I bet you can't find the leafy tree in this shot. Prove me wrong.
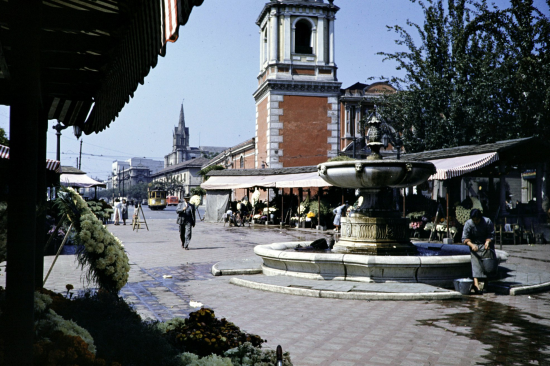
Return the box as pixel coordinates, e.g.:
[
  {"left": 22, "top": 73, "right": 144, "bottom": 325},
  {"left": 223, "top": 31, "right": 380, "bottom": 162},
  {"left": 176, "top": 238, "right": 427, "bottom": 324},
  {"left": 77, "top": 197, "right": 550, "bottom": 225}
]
[
  {"left": 377, "top": 0, "right": 550, "bottom": 152},
  {"left": 0, "top": 128, "right": 8, "bottom": 146},
  {"left": 198, "top": 165, "right": 224, "bottom": 181},
  {"left": 190, "top": 187, "right": 206, "bottom": 196},
  {"left": 125, "top": 183, "right": 148, "bottom": 201}
]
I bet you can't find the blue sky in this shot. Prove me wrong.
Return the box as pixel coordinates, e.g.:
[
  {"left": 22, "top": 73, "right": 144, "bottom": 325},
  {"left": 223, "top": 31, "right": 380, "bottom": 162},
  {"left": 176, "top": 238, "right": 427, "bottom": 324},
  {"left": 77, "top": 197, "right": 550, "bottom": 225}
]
[{"left": 1, "top": 0, "right": 548, "bottom": 180}]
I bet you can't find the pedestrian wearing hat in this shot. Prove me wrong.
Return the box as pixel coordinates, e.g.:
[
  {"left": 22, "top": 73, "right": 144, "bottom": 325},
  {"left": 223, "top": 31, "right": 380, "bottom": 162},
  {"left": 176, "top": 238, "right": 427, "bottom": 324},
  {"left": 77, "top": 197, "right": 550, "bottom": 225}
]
[{"left": 176, "top": 195, "right": 196, "bottom": 250}]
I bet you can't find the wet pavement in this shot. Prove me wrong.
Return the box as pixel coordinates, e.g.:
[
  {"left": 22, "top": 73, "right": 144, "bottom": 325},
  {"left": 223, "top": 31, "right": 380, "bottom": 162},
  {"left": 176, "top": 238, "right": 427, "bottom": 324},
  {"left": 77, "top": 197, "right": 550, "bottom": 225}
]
[{"left": 3, "top": 212, "right": 550, "bottom": 365}]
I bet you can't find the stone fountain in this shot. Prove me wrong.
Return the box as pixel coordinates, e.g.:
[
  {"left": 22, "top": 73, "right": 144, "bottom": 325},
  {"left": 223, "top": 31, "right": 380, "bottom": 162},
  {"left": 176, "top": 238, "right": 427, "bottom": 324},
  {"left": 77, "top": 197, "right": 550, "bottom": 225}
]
[
  {"left": 317, "top": 114, "right": 435, "bottom": 255},
  {"left": 254, "top": 112, "right": 507, "bottom": 288}
]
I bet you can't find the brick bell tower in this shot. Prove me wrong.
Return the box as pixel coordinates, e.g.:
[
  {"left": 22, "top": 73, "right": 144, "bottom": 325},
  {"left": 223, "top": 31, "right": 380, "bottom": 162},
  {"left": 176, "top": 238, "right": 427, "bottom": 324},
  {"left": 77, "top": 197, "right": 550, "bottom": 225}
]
[{"left": 253, "top": 0, "right": 342, "bottom": 169}]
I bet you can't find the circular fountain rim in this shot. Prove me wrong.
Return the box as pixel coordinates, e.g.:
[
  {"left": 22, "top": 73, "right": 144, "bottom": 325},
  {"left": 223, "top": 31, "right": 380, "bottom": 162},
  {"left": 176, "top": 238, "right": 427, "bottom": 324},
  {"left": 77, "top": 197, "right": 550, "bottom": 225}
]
[{"left": 254, "top": 242, "right": 508, "bottom": 288}]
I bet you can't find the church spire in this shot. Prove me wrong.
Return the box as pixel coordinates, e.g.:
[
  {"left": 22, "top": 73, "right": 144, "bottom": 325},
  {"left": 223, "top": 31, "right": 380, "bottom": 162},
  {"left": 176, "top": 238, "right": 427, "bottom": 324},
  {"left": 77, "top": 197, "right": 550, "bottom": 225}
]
[{"left": 178, "top": 103, "right": 186, "bottom": 132}]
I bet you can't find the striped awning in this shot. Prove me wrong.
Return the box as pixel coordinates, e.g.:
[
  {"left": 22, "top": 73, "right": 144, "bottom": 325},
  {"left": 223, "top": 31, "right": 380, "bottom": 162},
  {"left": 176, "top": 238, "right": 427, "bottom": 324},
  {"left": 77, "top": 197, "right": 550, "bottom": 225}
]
[
  {"left": 0, "top": 144, "right": 61, "bottom": 173},
  {"left": 201, "top": 172, "right": 332, "bottom": 190},
  {"left": 428, "top": 152, "right": 499, "bottom": 180},
  {"left": 0, "top": 144, "right": 8, "bottom": 159}
]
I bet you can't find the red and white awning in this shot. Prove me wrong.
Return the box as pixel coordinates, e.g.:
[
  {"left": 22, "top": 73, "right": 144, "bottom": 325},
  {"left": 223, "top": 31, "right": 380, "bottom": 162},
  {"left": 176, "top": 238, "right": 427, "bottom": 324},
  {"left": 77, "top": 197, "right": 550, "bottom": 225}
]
[
  {"left": 0, "top": 145, "right": 8, "bottom": 159},
  {"left": 164, "top": 0, "right": 179, "bottom": 44},
  {"left": 428, "top": 152, "right": 499, "bottom": 180},
  {"left": 201, "top": 172, "right": 331, "bottom": 190},
  {"left": 0, "top": 144, "right": 61, "bottom": 173}
]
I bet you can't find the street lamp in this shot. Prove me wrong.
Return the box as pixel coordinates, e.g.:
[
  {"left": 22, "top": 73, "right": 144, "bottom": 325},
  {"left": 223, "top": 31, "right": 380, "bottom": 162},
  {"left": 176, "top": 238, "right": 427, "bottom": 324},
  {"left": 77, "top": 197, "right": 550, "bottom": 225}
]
[{"left": 52, "top": 122, "right": 69, "bottom": 161}]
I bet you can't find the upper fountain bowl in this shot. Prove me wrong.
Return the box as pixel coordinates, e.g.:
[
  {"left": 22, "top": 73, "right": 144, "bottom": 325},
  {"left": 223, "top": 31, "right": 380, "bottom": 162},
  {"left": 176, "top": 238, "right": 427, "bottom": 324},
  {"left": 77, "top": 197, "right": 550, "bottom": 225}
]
[{"left": 317, "top": 160, "right": 436, "bottom": 189}]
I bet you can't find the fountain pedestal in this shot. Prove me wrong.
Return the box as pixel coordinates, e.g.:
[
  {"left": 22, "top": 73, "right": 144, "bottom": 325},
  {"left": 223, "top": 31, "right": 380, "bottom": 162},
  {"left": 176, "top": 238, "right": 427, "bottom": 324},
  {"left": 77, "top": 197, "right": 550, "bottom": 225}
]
[
  {"left": 334, "top": 188, "right": 417, "bottom": 255},
  {"left": 336, "top": 216, "right": 415, "bottom": 255}
]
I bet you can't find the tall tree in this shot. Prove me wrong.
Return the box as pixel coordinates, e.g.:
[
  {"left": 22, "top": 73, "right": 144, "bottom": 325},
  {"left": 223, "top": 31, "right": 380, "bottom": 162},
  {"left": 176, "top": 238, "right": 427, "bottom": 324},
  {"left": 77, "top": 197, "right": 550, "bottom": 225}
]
[
  {"left": 378, "top": 0, "right": 550, "bottom": 152},
  {"left": 0, "top": 127, "right": 8, "bottom": 146}
]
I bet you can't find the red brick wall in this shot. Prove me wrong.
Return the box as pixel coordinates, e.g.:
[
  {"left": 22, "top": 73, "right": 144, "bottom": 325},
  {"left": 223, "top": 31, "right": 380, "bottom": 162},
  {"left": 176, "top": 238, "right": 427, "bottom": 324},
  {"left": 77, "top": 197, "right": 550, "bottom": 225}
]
[
  {"left": 279, "top": 96, "right": 330, "bottom": 167},
  {"left": 256, "top": 97, "right": 268, "bottom": 169}
]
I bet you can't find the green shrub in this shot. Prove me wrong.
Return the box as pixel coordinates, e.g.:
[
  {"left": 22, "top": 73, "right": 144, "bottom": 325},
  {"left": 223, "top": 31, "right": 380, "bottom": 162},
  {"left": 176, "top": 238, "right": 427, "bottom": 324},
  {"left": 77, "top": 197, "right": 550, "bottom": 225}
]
[
  {"left": 179, "top": 352, "right": 233, "bottom": 366},
  {"left": 49, "top": 290, "right": 182, "bottom": 366},
  {"left": 163, "top": 308, "right": 265, "bottom": 357},
  {"left": 224, "top": 342, "right": 293, "bottom": 366},
  {"left": 327, "top": 155, "right": 354, "bottom": 162},
  {"left": 190, "top": 187, "right": 207, "bottom": 197}
]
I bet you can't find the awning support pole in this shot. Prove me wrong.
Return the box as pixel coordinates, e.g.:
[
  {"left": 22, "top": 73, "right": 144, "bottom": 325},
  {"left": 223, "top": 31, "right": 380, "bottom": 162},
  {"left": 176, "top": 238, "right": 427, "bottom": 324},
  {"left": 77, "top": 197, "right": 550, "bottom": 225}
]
[
  {"left": 446, "top": 187, "right": 450, "bottom": 240},
  {"left": 281, "top": 189, "right": 284, "bottom": 225},
  {"left": 35, "top": 109, "right": 48, "bottom": 287}
]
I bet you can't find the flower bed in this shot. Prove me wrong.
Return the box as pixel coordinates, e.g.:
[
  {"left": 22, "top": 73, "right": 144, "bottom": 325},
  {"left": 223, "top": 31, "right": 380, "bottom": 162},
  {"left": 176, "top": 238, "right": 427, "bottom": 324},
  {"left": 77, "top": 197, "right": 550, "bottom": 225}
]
[{"left": 0, "top": 288, "right": 293, "bottom": 366}]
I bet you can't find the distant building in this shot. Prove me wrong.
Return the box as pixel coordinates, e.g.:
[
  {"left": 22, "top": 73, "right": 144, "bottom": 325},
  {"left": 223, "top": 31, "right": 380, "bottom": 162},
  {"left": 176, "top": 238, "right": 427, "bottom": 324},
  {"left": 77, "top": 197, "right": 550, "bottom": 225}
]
[
  {"left": 107, "top": 157, "right": 163, "bottom": 190},
  {"left": 151, "top": 156, "right": 210, "bottom": 198},
  {"left": 164, "top": 104, "right": 227, "bottom": 167},
  {"left": 202, "top": 138, "right": 256, "bottom": 170},
  {"left": 339, "top": 81, "right": 398, "bottom": 159}
]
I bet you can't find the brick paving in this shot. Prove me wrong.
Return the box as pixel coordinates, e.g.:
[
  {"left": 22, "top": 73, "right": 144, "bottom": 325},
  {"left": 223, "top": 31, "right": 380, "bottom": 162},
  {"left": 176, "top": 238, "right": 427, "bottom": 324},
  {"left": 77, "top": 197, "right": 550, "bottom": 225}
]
[{"left": 2, "top": 216, "right": 550, "bottom": 365}]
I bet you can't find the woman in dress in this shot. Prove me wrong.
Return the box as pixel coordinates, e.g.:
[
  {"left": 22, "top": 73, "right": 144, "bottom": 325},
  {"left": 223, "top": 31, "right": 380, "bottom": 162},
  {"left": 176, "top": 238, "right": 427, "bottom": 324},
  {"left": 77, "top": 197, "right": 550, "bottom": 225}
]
[
  {"left": 461, "top": 208, "right": 495, "bottom": 294},
  {"left": 121, "top": 199, "right": 128, "bottom": 225},
  {"left": 113, "top": 198, "right": 122, "bottom": 225}
]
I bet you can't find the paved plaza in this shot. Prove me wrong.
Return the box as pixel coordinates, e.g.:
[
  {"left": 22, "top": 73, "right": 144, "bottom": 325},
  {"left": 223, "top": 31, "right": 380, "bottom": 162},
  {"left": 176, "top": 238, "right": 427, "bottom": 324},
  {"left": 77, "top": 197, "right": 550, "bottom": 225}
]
[{"left": 2, "top": 209, "right": 550, "bottom": 365}]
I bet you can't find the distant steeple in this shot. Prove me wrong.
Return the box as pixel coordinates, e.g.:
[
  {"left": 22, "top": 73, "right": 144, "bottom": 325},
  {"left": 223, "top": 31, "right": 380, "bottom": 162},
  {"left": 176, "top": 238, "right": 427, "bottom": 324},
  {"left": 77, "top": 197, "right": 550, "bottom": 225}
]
[{"left": 178, "top": 103, "right": 186, "bottom": 132}]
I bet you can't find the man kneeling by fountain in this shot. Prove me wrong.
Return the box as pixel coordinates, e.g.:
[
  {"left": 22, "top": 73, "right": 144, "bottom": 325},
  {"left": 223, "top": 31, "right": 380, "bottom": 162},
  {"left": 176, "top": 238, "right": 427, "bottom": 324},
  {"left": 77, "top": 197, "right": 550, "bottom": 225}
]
[{"left": 461, "top": 209, "right": 496, "bottom": 294}]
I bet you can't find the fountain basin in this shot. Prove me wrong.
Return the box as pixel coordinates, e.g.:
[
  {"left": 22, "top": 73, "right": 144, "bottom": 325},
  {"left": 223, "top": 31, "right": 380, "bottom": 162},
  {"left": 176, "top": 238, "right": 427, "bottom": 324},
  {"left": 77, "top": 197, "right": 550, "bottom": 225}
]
[
  {"left": 254, "top": 242, "right": 508, "bottom": 288},
  {"left": 317, "top": 160, "right": 436, "bottom": 189}
]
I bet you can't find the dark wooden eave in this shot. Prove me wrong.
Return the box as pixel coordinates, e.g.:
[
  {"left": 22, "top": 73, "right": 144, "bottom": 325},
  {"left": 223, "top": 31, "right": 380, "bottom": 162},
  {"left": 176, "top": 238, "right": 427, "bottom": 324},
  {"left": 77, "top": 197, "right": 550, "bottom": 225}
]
[{"left": 0, "top": 0, "right": 204, "bottom": 134}]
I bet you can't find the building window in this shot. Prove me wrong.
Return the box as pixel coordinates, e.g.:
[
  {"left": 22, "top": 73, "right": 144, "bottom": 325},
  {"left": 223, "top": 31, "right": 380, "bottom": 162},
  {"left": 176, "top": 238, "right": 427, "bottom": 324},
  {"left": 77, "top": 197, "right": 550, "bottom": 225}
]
[
  {"left": 350, "top": 106, "right": 356, "bottom": 136},
  {"left": 295, "top": 20, "right": 312, "bottom": 54},
  {"left": 263, "top": 28, "right": 268, "bottom": 64},
  {"left": 240, "top": 156, "right": 244, "bottom": 168}
]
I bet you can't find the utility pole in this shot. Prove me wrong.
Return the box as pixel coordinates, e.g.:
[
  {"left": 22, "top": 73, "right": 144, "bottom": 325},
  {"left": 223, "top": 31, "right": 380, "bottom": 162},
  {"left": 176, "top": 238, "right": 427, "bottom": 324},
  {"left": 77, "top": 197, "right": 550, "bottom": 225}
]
[{"left": 79, "top": 139, "right": 82, "bottom": 169}]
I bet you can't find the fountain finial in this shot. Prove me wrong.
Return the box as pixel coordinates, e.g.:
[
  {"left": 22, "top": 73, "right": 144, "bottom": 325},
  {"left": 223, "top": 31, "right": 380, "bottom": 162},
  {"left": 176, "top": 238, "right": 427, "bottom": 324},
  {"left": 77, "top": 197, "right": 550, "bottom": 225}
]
[{"left": 366, "top": 106, "right": 384, "bottom": 160}]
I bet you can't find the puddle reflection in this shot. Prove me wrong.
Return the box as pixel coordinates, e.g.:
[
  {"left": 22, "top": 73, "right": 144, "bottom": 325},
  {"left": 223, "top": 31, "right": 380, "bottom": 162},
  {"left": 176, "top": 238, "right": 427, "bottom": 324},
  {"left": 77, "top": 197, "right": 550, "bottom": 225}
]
[{"left": 419, "top": 297, "right": 550, "bottom": 365}]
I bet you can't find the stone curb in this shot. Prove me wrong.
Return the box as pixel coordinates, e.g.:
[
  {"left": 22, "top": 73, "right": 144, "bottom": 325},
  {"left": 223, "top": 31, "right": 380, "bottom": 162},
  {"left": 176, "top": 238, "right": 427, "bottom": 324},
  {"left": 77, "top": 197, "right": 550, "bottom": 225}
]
[
  {"left": 230, "top": 277, "right": 464, "bottom": 301},
  {"left": 509, "top": 281, "right": 550, "bottom": 296},
  {"left": 211, "top": 263, "right": 262, "bottom": 276}
]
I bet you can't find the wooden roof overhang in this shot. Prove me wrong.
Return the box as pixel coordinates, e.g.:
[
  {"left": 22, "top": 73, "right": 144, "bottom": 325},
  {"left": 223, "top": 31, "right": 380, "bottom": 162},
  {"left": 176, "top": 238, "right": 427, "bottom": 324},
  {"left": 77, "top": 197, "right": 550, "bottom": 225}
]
[{"left": 0, "top": 0, "right": 204, "bottom": 134}]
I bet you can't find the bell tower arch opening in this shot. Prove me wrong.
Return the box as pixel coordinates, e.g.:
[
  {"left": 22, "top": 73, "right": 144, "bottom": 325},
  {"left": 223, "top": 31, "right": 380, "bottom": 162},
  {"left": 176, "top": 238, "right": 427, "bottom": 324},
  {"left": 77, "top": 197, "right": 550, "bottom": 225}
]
[{"left": 294, "top": 19, "right": 313, "bottom": 54}]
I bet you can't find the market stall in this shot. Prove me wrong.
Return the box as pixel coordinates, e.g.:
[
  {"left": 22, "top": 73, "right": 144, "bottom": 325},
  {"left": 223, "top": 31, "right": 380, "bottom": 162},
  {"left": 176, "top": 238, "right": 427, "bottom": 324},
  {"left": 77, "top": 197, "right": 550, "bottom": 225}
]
[{"left": 402, "top": 137, "right": 550, "bottom": 243}]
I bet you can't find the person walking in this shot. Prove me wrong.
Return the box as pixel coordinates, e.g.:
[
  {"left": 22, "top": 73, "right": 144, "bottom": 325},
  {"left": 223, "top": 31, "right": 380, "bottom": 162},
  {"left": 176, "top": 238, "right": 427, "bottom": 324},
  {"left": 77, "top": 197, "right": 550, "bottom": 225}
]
[
  {"left": 121, "top": 199, "right": 128, "bottom": 225},
  {"left": 461, "top": 208, "right": 496, "bottom": 294},
  {"left": 132, "top": 202, "right": 139, "bottom": 227},
  {"left": 176, "top": 195, "right": 196, "bottom": 250},
  {"left": 113, "top": 198, "right": 122, "bottom": 225},
  {"left": 333, "top": 201, "right": 349, "bottom": 233}
]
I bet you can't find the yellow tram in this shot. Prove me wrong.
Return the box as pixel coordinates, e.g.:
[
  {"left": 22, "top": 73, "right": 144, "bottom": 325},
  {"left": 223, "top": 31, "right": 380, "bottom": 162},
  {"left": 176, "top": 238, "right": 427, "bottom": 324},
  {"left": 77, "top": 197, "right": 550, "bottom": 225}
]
[{"left": 147, "top": 189, "right": 167, "bottom": 210}]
